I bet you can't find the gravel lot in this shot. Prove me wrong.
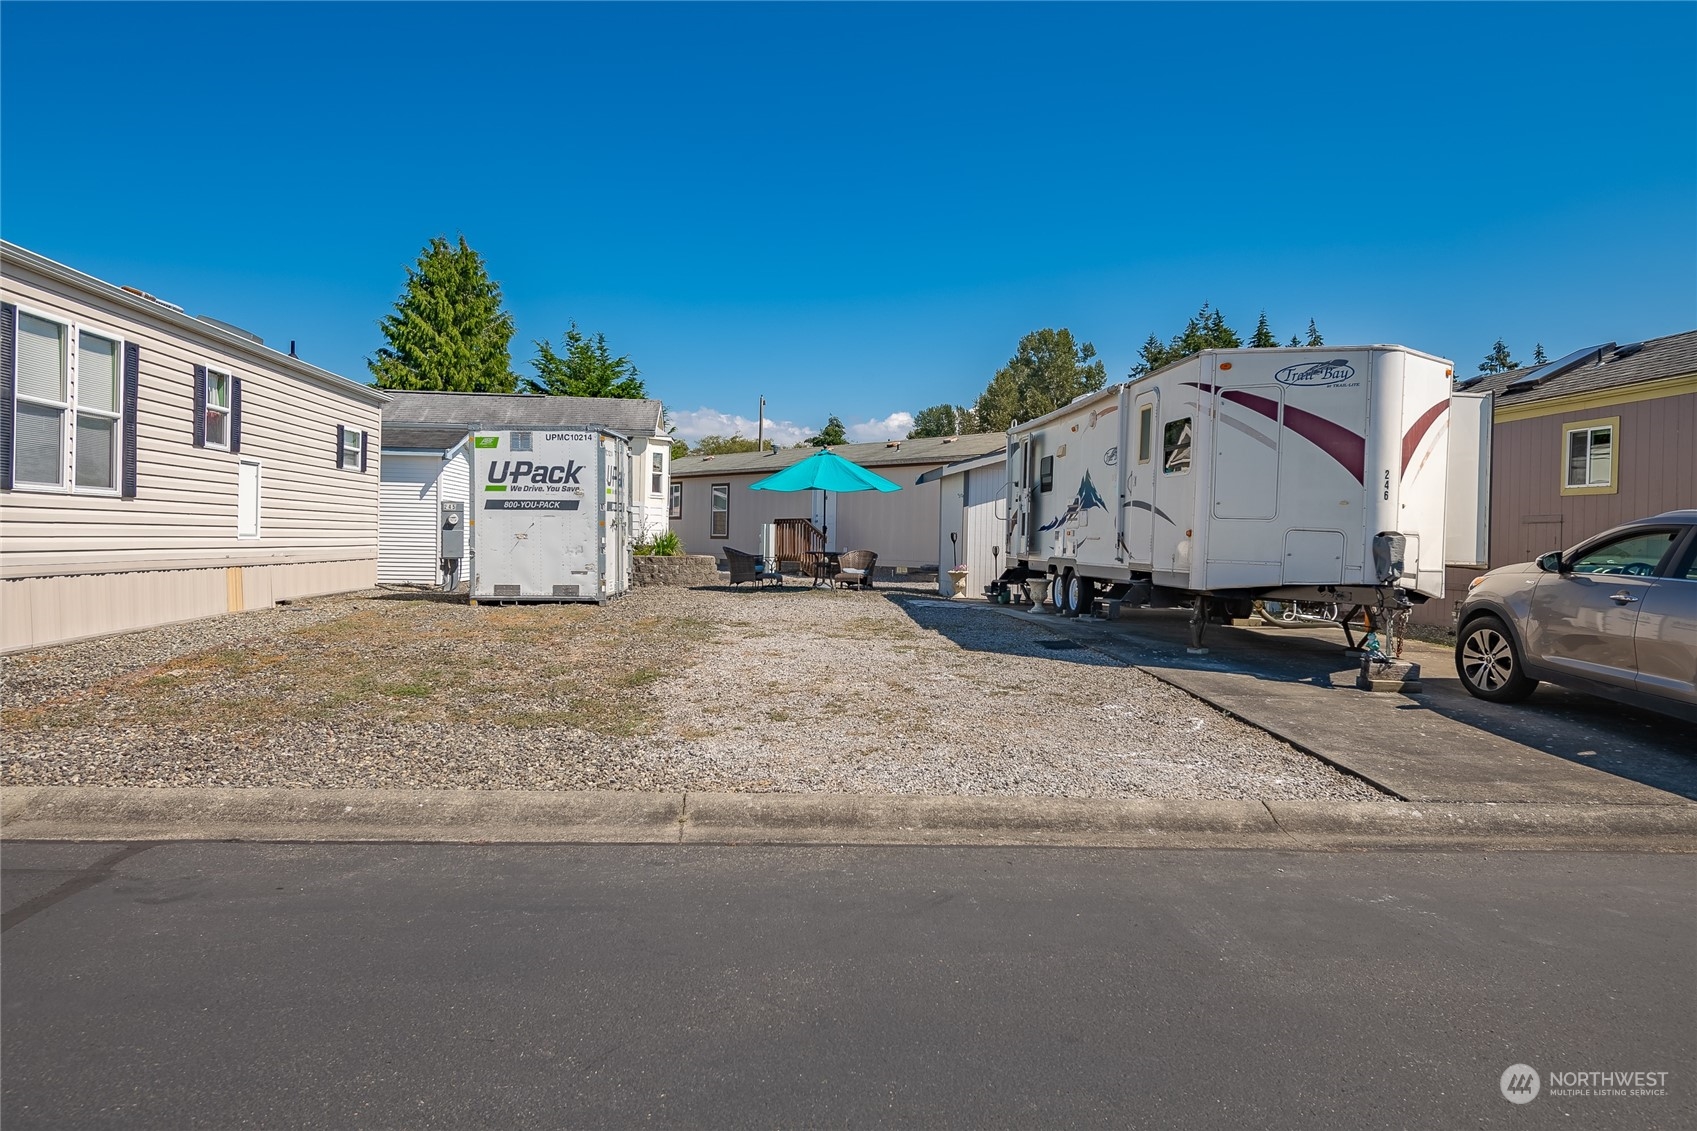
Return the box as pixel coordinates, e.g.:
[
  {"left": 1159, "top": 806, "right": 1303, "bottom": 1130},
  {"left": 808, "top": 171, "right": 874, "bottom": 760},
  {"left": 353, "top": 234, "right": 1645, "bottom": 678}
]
[{"left": 2, "top": 580, "right": 1384, "bottom": 801}]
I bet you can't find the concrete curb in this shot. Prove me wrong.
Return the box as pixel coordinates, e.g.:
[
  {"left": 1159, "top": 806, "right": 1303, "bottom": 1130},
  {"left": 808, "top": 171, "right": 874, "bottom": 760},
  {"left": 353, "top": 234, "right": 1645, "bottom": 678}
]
[{"left": 4, "top": 787, "right": 1695, "bottom": 851}]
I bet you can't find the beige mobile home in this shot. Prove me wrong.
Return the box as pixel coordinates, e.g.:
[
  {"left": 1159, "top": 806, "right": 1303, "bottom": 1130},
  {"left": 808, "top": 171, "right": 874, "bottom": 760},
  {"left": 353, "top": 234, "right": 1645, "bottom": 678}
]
[
  {"left": 1, "top": 241, "right": 388, "bottom": 651},
  {"left": 671, "top": 434, "right": 1005, "bottom": 573}
]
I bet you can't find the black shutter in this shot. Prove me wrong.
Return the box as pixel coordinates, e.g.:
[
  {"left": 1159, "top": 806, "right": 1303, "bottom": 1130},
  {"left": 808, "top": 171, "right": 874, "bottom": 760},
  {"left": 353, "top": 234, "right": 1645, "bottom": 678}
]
[
  {"left": 336, "top": 424, "right": 346, "bottom": 467},
  {"left": 359, "top": 430, "right": 369, "bottom": 473},
  {"left": 192, "top": 365, "right": 207, "bottom": 448},
  {"left": 121, "top": 343, "right": 140, "bottom": 498},
  {"left": 230, "top": 378, "right": 243, "bottom": 453},
  {"left": 1, "top": 302, "right": 15, "bottom": 491}
]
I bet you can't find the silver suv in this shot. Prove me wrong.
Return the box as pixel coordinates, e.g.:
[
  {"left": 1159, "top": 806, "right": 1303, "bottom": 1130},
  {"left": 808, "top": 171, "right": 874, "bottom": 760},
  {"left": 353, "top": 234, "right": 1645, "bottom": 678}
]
[{"left": 1454, "top": 510, "right": 1697, "bottom": 722}]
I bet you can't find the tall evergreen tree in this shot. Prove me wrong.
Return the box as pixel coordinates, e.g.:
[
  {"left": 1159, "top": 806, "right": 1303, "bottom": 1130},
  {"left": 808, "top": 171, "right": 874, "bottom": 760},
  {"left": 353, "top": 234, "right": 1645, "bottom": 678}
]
[
  {"left": 524, "top": 323, "right": 645, "bottom": 398},
  {"left": 1129, "top": 304, "right": 1241, "bottom": 377},
  {"left": 975, "top": 328, "right": 1107, "bottom": 431},
  {"left": 1305, "top": 319, "right": 1324, "bottom": 347},
  {"left": 807, "top": 415, "right": 848, "bottom": 447},
  {"left": 369, "top": 235, "right": 516, "bottom": 392},
  {"left": 1532, "top": 343, "right": 1548, "bottom": 365},
  {"left": 1287, "top": 334, "right": 1301, "bottom": 347},
  {"left": 1250, "top": 311, "right": 1279, "bottom": 348},
  {"left": 1479, "top": 338, "right": 1519, "bottom": 374}
]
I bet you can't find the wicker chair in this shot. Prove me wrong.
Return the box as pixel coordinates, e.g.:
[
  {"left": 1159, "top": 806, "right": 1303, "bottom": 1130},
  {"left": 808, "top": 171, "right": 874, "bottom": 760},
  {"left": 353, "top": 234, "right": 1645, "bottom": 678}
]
[
  {"left": 833, "top": 549, "right": 878, "bottom": 589},
  {"left": 723, "top": 546, "right": 781, "bottom": 587}
]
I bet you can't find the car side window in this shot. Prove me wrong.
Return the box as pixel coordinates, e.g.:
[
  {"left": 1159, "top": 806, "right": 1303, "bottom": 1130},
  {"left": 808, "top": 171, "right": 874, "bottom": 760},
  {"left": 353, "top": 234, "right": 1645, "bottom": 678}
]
[{"left": 1568, "top": 530, "right": 1681, "bottom": 577}]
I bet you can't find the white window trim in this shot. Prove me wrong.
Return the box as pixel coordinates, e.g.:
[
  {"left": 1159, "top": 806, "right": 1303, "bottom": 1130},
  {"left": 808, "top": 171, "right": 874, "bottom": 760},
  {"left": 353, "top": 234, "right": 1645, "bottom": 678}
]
[
  {"left": 10, "top": 305, "right": 127, "bottom": 495},
  {"left": 710, "top": 482, "right": 730, "bottom": 539},
  {"left": 237, "top": 457, "right": 262, "bottom": 539},
  {"left": 340, "top": 423, "right": 364, "bottom": 470},
  {"left": 203, "top": 367, "right": 233, "bottom": 452}
]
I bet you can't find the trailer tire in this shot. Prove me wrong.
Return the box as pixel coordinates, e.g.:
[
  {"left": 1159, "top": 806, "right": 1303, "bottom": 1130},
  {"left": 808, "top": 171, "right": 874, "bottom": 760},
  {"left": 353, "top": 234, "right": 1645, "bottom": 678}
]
[{"left": 1063, "top": 573, "right": 1096, "bottom": 617}]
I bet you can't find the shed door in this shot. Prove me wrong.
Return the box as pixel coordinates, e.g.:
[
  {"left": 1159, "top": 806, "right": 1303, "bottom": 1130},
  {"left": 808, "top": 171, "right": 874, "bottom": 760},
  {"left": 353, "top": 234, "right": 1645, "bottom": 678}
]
[{"left": 379, "top": 455, "right": 441, "bottom": 584}]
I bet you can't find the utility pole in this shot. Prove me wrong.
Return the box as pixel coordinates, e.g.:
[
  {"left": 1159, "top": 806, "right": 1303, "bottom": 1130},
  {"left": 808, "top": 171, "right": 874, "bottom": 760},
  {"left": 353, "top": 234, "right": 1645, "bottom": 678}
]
[{"left": 758, "top": 395, "right": 766, "bottom": 452}]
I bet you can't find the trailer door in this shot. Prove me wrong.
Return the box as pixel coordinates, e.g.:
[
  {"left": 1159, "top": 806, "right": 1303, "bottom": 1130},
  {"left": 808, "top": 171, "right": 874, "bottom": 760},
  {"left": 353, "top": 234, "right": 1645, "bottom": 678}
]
[{"left": 1123, "top": 390, "right": 1158, "bottom": 568}]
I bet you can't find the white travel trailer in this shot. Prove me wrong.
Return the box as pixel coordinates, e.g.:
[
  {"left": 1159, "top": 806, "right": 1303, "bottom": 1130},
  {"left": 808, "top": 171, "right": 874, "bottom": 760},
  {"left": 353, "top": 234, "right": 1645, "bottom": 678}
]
[
  {"left": 1005, "top": 346, "right": 1488, "bottom": 647},
  {"left": 470, "top": 427, "right": 632, "bottom": 603}
]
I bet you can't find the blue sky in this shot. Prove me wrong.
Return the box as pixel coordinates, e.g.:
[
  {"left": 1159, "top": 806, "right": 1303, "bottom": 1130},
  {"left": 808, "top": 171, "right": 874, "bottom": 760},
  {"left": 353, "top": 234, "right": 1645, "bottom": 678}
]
[{"left": 4, "top": 2, "right": 1693, "bottom": 445}]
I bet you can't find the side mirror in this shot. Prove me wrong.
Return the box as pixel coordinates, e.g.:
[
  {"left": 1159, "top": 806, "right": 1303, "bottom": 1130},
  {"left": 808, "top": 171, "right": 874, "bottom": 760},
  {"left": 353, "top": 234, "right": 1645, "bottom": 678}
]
[{"left": 1536, "top": 551, "right": 1566, "bottom": 574}]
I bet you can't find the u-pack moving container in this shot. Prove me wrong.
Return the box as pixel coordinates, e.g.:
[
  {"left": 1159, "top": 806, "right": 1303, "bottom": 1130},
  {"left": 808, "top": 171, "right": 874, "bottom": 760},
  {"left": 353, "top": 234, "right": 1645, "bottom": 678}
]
[
  {"left": 1006, "top": 346, "right": 1490, "bottom": 626},
  {"left": 470, "top": 427, "right": 631, "bottom": 602}
]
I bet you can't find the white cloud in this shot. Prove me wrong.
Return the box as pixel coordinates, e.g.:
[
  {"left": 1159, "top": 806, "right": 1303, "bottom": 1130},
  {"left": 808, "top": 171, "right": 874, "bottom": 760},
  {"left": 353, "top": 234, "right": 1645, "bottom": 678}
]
[
  {"left": 670, "top": 406, "right": 812, "bottom": 448},
  {"left": 846, "top": 412, "right": 914, "bottom": 443}
]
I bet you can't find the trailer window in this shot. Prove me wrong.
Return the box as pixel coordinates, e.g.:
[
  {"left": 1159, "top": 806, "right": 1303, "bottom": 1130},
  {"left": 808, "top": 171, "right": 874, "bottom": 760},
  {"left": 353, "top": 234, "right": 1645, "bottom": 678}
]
[
  {"left": 1163, "top": 418, "right": 1192, "bottom": 475},
  {"left": 710, "top": 483, "right": 730, "bottom": 538},
  {"left": 669, "top": 481, "right": 683, "bottom": 519},
  {"left": 1039, "top": 455, "right": 1054, "bottom": 493},
  {"left": 1138, "top": 405, "right": 1153, "bottom": 463}
]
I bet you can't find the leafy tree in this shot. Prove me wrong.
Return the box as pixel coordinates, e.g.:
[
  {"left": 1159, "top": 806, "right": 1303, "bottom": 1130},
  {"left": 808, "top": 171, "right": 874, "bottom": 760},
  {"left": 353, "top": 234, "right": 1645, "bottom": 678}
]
[
  {"left": 369, "top": 235, "right": 516, "bottom": 392},
  {"left": 525, "top": 322, "right": 645, "bottom": 398},
  {"left": 807, "top": 415, "right": 849, "bottom": 447},
  {"left": 670, "top": 437, "right": 691, "bottom": 460},
  {"left": 908, "top": 403, "right": 976, "bottom": 438},
  {"left": 1479, "top": 338, "right": 1519, "bottom": 374},
  {"left": 1250, "top": 311, "right": 1279, "bottom": 348},
  {"left": 693, "top": 434, "right": 764, "bottom": 455},
  {"left": 1305, "top": 319, "right": 1324, "bottom": 347},
  {"left": 974, "top": 328, "right": 1107, "bottom": 432},
  {"left": 1532, "top": 343, "right": 1548, "bottom": 365}
]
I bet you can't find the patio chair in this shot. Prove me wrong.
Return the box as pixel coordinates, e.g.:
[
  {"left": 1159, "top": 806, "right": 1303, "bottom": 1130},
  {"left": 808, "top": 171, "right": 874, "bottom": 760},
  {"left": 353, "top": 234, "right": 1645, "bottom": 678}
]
[
  {"left": 723, "top": 546, "right": 781, "bottom": 587},
  {"left": 833, "top": 550, "right": 878, "bottom": 589}
]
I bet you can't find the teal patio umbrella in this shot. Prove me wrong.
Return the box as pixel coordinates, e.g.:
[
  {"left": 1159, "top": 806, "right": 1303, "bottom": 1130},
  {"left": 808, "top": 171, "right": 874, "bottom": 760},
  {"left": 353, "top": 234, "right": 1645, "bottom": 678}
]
[
  {"left": 748, "top": 449, "right": 902, "bottom": 495},
  {"left": 748, "top": 448, "right": 901, "bottom": 552}
]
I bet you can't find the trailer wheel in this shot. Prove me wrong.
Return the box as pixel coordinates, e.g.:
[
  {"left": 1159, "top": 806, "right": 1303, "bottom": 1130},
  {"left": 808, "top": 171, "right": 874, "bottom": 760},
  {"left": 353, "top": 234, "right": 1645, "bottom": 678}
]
[
  {"left": 1054, "top": 570, "right": 1073, "bottom": 614},
  {"left": 1064, "top": 573, "right": 1096, "bottom": 617}
]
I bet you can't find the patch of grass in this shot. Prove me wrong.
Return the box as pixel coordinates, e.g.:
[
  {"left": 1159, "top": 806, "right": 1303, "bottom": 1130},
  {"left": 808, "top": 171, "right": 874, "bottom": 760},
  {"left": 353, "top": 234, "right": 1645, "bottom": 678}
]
[
  {"left": 614, "top": 667, "right": 666, "bottom": 690},
  {"left": 381, "top": 682, "right": 435, "bottom": 699}
]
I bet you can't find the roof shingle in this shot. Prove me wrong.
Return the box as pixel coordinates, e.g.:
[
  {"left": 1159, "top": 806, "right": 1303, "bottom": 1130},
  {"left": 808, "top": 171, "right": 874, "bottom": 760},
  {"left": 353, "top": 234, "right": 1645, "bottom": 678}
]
[
  {"left": 380, "top": 390, "right": 665, "bottom": 437},
  {"left": 1464, "top": 329, "right": 1697, "bottom": 405}
]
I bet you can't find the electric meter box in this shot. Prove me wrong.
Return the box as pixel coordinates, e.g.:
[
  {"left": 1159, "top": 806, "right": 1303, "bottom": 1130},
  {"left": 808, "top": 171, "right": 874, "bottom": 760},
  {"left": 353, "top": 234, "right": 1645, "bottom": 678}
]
[{"left": 469, "top": 427, "right": 632, "bottom": 603}]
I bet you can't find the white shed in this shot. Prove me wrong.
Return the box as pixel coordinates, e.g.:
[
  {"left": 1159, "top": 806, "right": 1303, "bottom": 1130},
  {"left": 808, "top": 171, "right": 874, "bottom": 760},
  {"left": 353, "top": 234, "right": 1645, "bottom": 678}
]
[
  {"left": 920, "top": 448, "right": 1008, "bottom": 597},
  {"left": 378, "top": 425, "right": 471, "bottom": 585},
  {"left": 380, "top": 391, "right": 669, "bottom": 588}
]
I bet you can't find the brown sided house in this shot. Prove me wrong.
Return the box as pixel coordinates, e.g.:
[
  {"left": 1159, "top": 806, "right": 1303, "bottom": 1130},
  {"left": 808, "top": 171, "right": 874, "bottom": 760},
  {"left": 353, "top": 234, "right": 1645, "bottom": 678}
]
[
  {"left": 671, "top": 434, "right": 1006, "bottom": 575},
  {"left": 1461, "top": 328, "right": 1696, "bottom": 577},
  {"left": 1, "top": 242, "right": 389, "bottom": 650}
]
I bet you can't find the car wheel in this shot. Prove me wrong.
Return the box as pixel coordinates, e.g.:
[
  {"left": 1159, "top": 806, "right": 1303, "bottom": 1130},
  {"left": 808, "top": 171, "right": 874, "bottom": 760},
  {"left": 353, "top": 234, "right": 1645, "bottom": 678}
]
[{"left": 1455, "top": 614, "right": 1537, "bottom": 703}]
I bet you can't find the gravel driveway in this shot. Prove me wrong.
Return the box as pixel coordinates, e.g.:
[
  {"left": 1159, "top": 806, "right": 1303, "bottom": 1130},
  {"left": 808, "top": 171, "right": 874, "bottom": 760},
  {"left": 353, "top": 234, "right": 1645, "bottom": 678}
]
[{"left": 2, "top": 581, "right": 1383, "bottom": 801}]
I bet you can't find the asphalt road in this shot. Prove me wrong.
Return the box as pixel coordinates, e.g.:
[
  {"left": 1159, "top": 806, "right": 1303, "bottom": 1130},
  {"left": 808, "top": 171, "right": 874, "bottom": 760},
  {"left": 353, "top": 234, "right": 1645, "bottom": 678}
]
[{"left": 3, "top": 843, "right": 1692, "bottom": 1130}]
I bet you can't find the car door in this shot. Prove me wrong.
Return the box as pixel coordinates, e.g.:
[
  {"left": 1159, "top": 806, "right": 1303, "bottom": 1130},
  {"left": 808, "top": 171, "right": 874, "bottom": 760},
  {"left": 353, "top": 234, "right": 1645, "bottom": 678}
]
[
  {"left": 1633, "top": 530, "right": 1697, "bottom": 707},
  {"left": 1524, "top": 527, "right": 1686, "bottom": 691}
]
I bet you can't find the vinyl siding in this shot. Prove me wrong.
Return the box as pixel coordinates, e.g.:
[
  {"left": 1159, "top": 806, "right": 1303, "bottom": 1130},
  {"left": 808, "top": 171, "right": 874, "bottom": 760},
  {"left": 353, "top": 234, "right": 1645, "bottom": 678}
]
[
  {"left": 1, "top": 262, "right": 383, "bottom": 581},
  {"left": 672, "top": 461, "right": 946, "bottom": 569},
  {"left": 378, "top": 454, "right": 441, "bottom": 584},
  {"left": 1488, "top": 392, "right": 1696, "bottom": 564}
]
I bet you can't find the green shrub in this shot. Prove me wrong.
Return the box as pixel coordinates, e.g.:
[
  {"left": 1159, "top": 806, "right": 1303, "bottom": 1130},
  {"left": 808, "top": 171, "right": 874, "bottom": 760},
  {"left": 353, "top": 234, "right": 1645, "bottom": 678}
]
[{"left": 634, "top": 530, "right": 682, "bottom": 556}]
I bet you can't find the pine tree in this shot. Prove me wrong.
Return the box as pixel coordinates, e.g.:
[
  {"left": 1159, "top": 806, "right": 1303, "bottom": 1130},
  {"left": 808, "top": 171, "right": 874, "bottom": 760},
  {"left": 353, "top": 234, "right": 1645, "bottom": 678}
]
[
  {"left": 525, "top": 323, "right": 645, "bottom": 398},
  {"left": 369, "top": 235, "right": 516, "bottom": 392},
  {"left": 1287, "top": 334, "right": 1301, "bottom": 347},
  {"left": 1305, "top": 319, "right": 1324, "bottom": 347},
  {"left": 807, "top": 415, "right": 848, "bottom": 447},
  {"left": 1532, "top": 343, "right": 1548, "bottom": 365},
  {"left": 1479, "top": 338, "right": 1519, "bottom": 374},
  {"left": 1250, "top": 311, "right": 1279, "bottom": 348}
]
